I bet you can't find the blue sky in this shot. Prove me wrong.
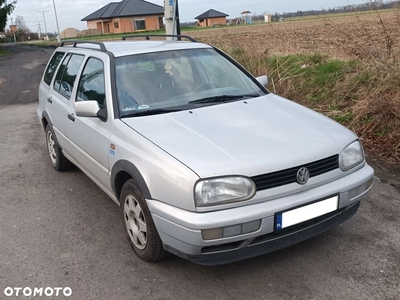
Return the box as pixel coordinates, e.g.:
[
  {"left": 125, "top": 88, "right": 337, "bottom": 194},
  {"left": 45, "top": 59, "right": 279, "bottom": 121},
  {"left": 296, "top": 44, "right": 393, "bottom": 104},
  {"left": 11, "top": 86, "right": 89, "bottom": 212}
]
[{"left": 7, "top": 0, "right": 365, "bottom": 33}]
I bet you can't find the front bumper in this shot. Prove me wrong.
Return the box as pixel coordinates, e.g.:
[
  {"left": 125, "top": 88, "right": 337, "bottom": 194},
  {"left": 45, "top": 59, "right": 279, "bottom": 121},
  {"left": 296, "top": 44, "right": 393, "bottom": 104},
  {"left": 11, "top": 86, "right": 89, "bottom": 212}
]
[{"left": 147, "top": 164, "right": 374, "bottom": 265}]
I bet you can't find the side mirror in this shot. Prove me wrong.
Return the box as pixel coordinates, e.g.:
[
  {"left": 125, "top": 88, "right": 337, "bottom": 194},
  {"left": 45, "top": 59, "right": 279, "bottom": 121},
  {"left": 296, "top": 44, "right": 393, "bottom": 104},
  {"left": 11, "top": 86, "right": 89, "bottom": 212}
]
[
  {"left": 76, "top": 101, "right": 108, "bottom": 122},
  {"left": 75, "top": 100, "right": 107, "bottom": 123},
  {"left": 256, "top": 75, "right": 268, "bottom": 87},
  {"left": 75, "top": 101, "right": 100, "bottom": 118}
]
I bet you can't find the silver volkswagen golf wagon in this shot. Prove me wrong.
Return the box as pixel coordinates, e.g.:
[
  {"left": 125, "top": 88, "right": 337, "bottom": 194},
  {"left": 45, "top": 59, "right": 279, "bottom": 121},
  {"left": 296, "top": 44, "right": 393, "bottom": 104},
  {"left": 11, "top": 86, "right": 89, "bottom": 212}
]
[{"left": 37, "top": 35, "right": 374, "bottom": 265}]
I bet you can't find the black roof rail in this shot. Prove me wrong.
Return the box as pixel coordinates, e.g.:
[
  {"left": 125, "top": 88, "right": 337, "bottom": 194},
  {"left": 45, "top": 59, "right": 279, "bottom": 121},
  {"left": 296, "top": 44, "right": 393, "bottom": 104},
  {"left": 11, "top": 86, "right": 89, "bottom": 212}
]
[
  {"left": 60, "top": 40, "right": 107, "bottom": 52},
  {"left": 122, "top": 34, "right": 198, "bottom": 42}
]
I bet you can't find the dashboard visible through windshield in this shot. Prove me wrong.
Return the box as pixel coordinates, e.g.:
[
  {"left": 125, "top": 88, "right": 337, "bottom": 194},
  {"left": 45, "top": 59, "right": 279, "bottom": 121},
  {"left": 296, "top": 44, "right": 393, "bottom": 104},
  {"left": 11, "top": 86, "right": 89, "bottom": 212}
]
[{"left": 115, "top": 48, "right": 266, "bottom": 117}]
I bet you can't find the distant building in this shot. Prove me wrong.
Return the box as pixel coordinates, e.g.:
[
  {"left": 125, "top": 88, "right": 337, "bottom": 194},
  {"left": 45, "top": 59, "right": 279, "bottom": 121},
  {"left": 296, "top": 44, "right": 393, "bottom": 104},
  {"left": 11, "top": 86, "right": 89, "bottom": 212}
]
[
  {"left": 79, "top": 29, "right": 102, "bottom": 37},
  {"left": 61, "top": 28, "right": 80, "bottom": 38},
  {"left": 81, "top": 0, "right": 164, "bottom": 34},
  {"left": 195, "top": 9, "right": 229, "bottom": 27}
]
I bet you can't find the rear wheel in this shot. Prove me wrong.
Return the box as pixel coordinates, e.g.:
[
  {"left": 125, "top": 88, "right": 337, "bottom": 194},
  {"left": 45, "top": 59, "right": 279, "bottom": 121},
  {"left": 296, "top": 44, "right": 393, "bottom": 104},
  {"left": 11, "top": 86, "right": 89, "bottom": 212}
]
[
  {"left": 45, "top": 125, "right": 71, "bottom": 171},
  {"left": 121, "top": 179, "right": 167, "bottom": 261}
]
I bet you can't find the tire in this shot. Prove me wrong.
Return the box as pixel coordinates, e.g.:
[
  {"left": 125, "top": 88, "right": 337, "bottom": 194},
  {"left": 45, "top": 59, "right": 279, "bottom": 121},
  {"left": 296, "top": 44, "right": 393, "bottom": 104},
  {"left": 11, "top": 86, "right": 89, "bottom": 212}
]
[
  {"left": 120, "top": 179, "right": 167, "bottom": 262},
  {"left": 45, "top": 125, "right": 72, "bottom": 171}
]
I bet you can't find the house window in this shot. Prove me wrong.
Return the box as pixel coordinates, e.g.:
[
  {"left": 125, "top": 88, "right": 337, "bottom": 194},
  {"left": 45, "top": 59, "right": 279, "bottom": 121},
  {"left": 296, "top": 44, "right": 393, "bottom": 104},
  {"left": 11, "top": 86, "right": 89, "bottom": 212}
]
[
  {"left": 114, "top": 21, "right": 119, "bottom": 29},
  {"left": 134, "top": 19, "right": 146, "bottom": 30}
]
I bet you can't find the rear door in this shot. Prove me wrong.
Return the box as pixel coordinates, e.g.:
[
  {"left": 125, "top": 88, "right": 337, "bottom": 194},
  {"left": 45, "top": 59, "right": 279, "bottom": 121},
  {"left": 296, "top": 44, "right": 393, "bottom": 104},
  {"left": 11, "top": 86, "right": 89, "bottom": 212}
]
[
  {"left": 39, "top": 51, "right": 65, "bottom": 117},
  {"left": 47, "top": 53, "right": 85, "bottom": 156}
]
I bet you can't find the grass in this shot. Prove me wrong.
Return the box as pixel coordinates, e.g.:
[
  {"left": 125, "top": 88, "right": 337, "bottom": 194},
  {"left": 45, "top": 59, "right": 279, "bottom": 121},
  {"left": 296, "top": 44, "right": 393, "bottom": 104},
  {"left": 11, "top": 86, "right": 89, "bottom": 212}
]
[
  {"left": 283, "top": 8, "right": 395, "bottom": 23},
  {"left": 60, "top": 25, "right": 224, "bottom": 42},
  {"left": 23, "top": 24, "right": 245, "bottom": 46},
  {"left": 0, "top": 48, "right": 11, "bottom": 56},
  {"left": 21, "top": 40, "right": 59, "bottom": 47},
  {"left": 225, "top": 46, "right": 400, "bottom": 162}
]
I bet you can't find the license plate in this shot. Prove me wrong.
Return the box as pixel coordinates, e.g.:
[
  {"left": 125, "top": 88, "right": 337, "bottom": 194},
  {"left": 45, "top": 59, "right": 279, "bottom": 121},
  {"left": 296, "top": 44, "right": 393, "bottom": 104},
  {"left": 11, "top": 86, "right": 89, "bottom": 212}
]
[{"left": 275, "top": 196, "right": 339, "bottom": 231}]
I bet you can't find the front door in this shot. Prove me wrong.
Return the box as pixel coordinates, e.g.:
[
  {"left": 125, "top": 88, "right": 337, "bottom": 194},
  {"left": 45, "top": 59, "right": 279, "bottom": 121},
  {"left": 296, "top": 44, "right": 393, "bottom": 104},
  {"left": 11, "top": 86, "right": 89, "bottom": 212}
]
[{"left": 68, "top": 55, "right": 113, "bottom": 194}]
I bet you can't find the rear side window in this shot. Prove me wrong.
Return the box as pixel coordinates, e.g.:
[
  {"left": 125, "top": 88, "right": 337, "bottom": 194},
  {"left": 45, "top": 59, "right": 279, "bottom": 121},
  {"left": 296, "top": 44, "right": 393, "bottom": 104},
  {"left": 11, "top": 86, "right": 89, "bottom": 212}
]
[
  {"left": 53, "top": 54, "right": 84, "bottom": 100},
  {"left": 43, "top": 52, "right": 64, "bottom": 85}
]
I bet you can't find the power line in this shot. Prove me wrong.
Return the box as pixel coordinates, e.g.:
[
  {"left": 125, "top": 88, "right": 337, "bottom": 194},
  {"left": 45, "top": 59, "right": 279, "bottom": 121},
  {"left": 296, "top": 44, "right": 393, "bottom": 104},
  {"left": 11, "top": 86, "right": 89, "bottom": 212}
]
[{"left": 38, "top": 10, "right": 49, "bottom": 40}]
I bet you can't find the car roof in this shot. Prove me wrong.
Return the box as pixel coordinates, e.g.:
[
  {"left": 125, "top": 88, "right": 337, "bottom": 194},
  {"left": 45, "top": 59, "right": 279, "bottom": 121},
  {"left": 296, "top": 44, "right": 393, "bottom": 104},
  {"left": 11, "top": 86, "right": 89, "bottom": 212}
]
[{"left": 59, "top": 40, "right": 213, "bottom": 57}]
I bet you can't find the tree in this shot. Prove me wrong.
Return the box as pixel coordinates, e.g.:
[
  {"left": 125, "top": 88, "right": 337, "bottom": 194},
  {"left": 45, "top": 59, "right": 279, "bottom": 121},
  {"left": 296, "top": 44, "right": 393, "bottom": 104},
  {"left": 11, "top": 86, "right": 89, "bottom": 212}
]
[
  {"left": 0, "top": 0, "right": 16, "bottom": 32},
  {"left": 15, "top": 15, "right": 29, "bottom": 33}
]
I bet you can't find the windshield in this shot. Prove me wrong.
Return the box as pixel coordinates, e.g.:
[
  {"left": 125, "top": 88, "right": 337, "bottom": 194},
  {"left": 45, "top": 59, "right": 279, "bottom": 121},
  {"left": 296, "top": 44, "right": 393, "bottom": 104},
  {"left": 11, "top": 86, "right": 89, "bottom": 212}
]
[{"left": 115, "top": 48, "right": 266, "bottom": 117}]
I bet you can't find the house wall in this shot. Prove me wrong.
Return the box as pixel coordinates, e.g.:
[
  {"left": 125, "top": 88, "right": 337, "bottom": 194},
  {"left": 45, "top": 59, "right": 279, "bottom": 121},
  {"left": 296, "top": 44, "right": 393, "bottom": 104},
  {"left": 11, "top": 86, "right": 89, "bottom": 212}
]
[
  {"left": 197, "top": 19, "right": 206, "bottom": 27},
  {"left": 87, "top": 21, "right": 98, "bottom": 30},
  {"left": 86, "top": 15, "right": 163, "bottom": 34},
  {"left": 208, "top": 17, "right": 227, "bottom": 26},
  {"left": 118, "top": 17, "right": 133, "bottom": 33},
  {"left": 197, "top": 17, "right": 226, "bottom": 27},
  {"left": 144, "top": 16, "right": 160, "bottom": 30}
]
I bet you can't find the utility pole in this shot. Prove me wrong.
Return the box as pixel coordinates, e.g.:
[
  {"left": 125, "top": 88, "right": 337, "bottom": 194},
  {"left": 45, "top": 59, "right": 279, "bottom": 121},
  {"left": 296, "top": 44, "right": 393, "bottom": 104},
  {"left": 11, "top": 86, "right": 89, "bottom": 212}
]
[
  {"left": 164, "top": 0, "right": 180, "bottom": 39},
  {"left": 52, "top": 0, "right": 61, "bottom": 43},
  {"left": 35, "top": 20, "right": 43, "bottom": 39},
  {"left": 175, "top": 0, "right": 181, "bottom": 35},
  {"left": 164, "top": 0, "right": 174, "bottom": 38},
  {"left": 38, "top": 10, "right": 49, "bottom": 40},
  {"left": 10, "top": 17, "right": 16, "bottom": 42}
]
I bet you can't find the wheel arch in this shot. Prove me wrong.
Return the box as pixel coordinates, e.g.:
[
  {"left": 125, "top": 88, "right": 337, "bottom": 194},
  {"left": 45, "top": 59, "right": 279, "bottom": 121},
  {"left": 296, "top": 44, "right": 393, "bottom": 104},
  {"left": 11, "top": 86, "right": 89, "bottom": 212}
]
[
  {"left": 111, "top": 160, "right": 152, "bottom": 202},
  {"left": 42, "top": 111, "right": 63, "bottom": 149},
  {"left": 41, "top": 111, "right": 52, "bottom": 132}
]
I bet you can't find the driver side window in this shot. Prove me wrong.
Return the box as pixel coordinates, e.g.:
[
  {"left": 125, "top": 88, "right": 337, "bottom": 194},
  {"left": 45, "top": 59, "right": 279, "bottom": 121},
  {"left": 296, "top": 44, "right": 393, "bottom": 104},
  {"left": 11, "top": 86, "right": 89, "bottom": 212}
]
[{"left": 76, "top": 58, "right": 106, "bottom": 109}]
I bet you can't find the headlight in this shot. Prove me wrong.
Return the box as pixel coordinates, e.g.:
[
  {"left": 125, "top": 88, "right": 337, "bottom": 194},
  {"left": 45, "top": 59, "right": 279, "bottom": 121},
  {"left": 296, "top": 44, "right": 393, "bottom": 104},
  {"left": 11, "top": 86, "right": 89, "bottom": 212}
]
[
  {"left": 194, "top": 177, "right": 256, "bottom": 207},
  {"left": 340, "top": 140, "right": 364, "bottom": 171}
]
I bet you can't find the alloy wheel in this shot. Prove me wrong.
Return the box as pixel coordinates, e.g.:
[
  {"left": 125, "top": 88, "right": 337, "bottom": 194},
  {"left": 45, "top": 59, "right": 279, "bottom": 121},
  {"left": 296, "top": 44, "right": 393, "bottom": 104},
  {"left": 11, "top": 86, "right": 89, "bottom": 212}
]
[
  {"left": 47, "top": 130, "right": 57, "bottom": 164},
  {"left": 124, "top": 194, "right": 148, "bottom": 250}
]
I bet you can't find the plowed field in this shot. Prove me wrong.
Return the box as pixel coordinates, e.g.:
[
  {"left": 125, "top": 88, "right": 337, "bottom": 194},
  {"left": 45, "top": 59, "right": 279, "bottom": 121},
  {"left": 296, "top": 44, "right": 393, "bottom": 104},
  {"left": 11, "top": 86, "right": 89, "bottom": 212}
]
[{"left": 188, "top": 11, "right": 400, "bottom": 60}]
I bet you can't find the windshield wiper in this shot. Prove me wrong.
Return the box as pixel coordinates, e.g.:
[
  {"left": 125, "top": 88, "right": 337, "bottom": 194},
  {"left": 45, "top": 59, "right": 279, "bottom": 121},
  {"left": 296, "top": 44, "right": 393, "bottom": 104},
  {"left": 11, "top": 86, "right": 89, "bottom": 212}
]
[
  {"left": 121, "top": 108, "right": 181, "bottom": 118},
  {"left": 188, "top": 94, "right": 260, "bottom": 104}
]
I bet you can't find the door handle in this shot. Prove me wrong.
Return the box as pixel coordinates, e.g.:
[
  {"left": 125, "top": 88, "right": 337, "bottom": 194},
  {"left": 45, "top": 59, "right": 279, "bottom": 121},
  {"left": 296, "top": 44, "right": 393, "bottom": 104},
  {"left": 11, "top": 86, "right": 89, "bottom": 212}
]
[
  {"left": 47, "top": 98, "right": 52, "bottom": 104},
  {"left": 67, "top": 113, "right": 75, "bottom": 122}
]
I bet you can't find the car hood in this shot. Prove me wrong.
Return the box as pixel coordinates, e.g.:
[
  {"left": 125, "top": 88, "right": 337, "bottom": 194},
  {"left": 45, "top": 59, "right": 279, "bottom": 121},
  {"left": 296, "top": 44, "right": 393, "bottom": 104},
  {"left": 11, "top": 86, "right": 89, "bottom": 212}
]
[{"left": 122, "top": 94, "right": 357, "bottom": 178}]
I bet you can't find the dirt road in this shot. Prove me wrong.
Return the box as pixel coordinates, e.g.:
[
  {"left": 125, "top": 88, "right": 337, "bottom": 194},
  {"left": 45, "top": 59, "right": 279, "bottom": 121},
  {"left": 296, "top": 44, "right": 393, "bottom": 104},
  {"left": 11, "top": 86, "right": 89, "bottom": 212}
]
[
  {"left": 0, "top": 44, "right": 54, "bottom": 105},
  {"left": 0, "top": 44, "right": 399, "bottom": 300}
]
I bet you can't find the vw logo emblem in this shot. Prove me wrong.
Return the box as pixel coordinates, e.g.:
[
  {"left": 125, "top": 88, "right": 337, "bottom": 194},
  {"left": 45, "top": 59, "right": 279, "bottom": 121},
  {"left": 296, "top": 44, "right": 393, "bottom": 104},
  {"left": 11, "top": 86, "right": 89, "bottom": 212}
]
[{"left": 297, "top": 167, "right": 310, "bottom": 185}]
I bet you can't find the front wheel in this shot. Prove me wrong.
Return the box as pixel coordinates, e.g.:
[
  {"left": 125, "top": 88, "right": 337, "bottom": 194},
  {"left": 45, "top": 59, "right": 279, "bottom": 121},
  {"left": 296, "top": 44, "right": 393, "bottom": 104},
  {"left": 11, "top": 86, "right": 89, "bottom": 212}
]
[
  {"left": 45, "top": 125, "right": 72, "bottom": 171},
  {"left": 120, "top": 179, "right": 167, "bottom": 262}
]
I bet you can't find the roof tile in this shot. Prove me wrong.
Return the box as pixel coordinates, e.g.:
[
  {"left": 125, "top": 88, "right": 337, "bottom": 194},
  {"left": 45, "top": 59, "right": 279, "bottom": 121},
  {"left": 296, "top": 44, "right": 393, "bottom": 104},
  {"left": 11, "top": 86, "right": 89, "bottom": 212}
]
[
  {"left": 195, "top": 9, "right": 229, "bottom": 20},
  {"left": 81, "top": 0, "right": 163, "bottom": 21}
]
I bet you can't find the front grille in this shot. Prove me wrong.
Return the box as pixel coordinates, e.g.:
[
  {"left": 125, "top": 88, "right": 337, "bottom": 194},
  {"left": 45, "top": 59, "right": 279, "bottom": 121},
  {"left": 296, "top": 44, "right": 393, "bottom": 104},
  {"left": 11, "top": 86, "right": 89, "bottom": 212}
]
[{"left": 251, "top": 155, "right": 339, "bottom": 191}]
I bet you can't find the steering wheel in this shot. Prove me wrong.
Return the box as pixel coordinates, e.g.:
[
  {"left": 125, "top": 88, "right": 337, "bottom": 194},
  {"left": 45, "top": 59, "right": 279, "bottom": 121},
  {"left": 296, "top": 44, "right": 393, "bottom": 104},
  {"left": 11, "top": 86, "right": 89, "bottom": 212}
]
[{"left": 194, "top": 82, "right": 219, "bottom": 92}]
